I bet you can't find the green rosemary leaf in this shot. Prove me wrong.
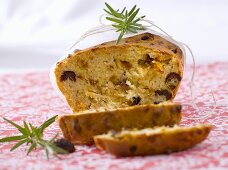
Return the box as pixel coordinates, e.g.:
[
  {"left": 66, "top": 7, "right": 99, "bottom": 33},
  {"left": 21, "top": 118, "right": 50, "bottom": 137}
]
[
  {"left": 124, "top": 10, "right": 128, "bottom": 20},
  {"left": 112, "top": 24, "right": 122, "bottom": 29},
  {"left": 33, "top": 128, "right": 40, "bottom": 138},
  {"left": 104, "top": 9, "right": 112, "bottom": 15},
  {"left": 127, "top": 8, "right": 140, "bottom": 24},
  {"left": 45, "top": 148, "right": 49, "bottom": 159},
  {"left": 27, "top": 142, "right": 36, "bottom": 155},
  {"left": 117, "top": 31, "right": 125, "bottom": 44},
  {"left": 0, "top": 135, "right": 25, "bottom": 142},
  {"left": 130, "top": 22, "right": 143, "bottom": 27},
  {"left": 128, "top": 28, "right": 138, "bottom": 33},
  {"left": 23, "top": 121, "right": 30, "bottom": 136},
  {"left": 132, "top": 18, "right": 140, "bottom": 23},
  {"left": 38, "top": 115, "right": 57, "bottom": 135},
  {"left": 26, "top": 139, "right": 32, "bottom": 145},
  {"left": 3, "top": 118, "right": 27, "bottom": 135},
  {"left": 128, "top": 25, "right": 142, "bottom": 30},
  {"left": 104, "top": 3, "right": 122, "bottom": 18},
  {"left": 120, "top": 7, "right": 126, "bottom": 14},
  {"left": 128, "top": 5, "right": 136, "bottom": 16},
  {"left": 106, "top": 17, "right": 123, "bottom": 24},
  {"left": 104, "top": 3, "right": 146, "bottom": 44},
  {"left": 133, "top": 16, "right": 145, "bottom": 24},
  {"left": 10, "top": 139, "right": 28, "bottom": 151},
  {"left": 116, "top": 28, "right": 122, "bottom": 32},
  {"left": 28, "top": 123, "right": 38, "bottom": 138},
  {"left": 138, "top": 27, "right": 146, "bottom": 30},
  {"left": 29, "top": 123, "right": 35, "bottom": 131},
  {"left": 104, "top": 2, "right": 116, "bottom": 14}
]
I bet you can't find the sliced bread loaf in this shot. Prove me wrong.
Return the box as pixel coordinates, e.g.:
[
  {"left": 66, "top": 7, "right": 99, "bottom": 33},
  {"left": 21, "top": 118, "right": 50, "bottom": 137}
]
[
  {"left": 94, "top": 124, "right": 212, "bottom": 157},
  {"left": 58, "top": 102, "right": 182, "bottom": 144}
]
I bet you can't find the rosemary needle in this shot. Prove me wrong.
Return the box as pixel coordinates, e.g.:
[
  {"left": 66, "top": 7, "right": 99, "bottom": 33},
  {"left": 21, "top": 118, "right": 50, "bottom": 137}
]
[{"left": 104, "top": 2, "right": 146, "bottom": 44}]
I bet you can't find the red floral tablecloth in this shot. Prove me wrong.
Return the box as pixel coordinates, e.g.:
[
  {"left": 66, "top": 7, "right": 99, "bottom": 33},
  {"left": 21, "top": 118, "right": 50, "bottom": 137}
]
[{"left": 0, "top": 62, "right": 227, "bottom": 170}]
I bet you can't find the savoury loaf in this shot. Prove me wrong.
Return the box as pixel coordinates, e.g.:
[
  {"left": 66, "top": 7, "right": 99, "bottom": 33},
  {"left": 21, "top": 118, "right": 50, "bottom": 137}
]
[
  {"left": 54, "top": 32, "right": 184, "bottom": 112},
  {"left": 94, "top": 124, "right": 212, "bottom": 157},
  {"left": 58, "top": 102, "right": 182, "bottom": 144}
]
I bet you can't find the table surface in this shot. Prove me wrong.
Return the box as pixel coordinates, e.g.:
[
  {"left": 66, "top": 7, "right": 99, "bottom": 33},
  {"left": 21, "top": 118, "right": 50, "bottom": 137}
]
[{"left": 0, "top": 62, "right": 227, "bottom": 170}]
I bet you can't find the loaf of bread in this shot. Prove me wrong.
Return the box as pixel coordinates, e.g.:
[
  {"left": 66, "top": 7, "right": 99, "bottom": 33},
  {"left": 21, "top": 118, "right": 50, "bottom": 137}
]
[
  {"left": 58, "top": 102, "right": 182, "bottom": 144},
  {"left": 94, "top": 124, "right": 212, "bottom": 157},
  {"left": 54, "top": 32, "right": 184, "bottom": 112}
]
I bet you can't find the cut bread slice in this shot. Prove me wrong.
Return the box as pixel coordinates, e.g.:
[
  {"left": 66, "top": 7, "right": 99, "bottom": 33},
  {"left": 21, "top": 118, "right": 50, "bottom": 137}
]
[
  {"left": 58, "top": 102, "right": 182, "bottom": 144},
  {"left": 94, "top": 124, "right": 212, "bottom": 157},
  {"left": 54, "top": 32, "right": 184, "bottom": 112}
]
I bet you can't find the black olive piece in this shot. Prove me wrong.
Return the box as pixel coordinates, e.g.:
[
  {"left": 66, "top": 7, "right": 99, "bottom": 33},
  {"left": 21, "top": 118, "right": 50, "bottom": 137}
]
[
  {"left": 155, "top": 90, "right": 172, "bottom": 100},
  {"left": 141, "top": 35, "right": 149, "bottom": 40},
  {"left": 53, "top": 138, "right": 76, "bottom": 153},
  {"left": 165, "top": 72, "right": 182, "bottom": 83},
  {"left": 171, "top": 48, "right": 178, "bottom": 54},
  {"left": 154, "top": 101, "right": 163, "bottom": 104},
  {"left": 60, "top": 71, "right": 76, "bottom": 82},
  {"left": 130, "top": 96, "right": 141, "bottom": 106},
  {"left": 129, "top": 145, "right": 137, "bottom": 154}
]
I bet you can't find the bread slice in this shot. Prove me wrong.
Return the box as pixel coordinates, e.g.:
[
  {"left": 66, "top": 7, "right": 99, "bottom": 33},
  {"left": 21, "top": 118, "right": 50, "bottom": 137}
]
[
  {"left": 54, "top": 32, "right": 184, "bottom": 112},
  {"left": 58, "top": 102, "right": 182, "bottom": 144},
  {"left": 94, "top": 124, "right": 212, "bottom": 157}
]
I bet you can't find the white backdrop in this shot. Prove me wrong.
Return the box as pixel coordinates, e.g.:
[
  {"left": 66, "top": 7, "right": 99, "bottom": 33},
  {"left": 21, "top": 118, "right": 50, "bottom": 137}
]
[{"left": 0, "top": 0, "right": 228, "bottom": 71}]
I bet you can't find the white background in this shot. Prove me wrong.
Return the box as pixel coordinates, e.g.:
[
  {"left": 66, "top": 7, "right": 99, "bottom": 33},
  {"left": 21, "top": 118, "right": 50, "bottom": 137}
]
[{"left": 0, "top": 0, "right": 228, "bottom": 72}]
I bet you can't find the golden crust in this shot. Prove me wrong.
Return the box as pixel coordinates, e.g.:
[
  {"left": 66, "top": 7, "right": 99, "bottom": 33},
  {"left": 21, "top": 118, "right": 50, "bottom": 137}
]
[
  {"left": 94, "top": 124, "right": 212, "bottom": 157},
  {"left": 93, "top": 32, "right": 183, "bottom": 63},
  {"left": 58, "top": 102, "right": 182, "bottom": 144},
  {"left": 55, "top": 33, "right": 184, "bottom": 112}
]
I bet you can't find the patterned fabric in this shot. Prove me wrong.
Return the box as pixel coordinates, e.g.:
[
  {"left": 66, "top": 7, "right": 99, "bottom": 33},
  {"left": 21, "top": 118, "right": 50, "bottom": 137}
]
[{"left": 0, "top": 62, "right": 227, "bottom": 170}]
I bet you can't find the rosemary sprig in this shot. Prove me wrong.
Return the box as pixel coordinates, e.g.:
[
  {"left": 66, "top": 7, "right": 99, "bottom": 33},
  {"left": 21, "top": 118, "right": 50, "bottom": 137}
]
[
  {"left": 0, "top": 115, "right": 68, "bottom": 159},
  {"left": 104, "top": 2, "right": 146, "bottom": 44}
]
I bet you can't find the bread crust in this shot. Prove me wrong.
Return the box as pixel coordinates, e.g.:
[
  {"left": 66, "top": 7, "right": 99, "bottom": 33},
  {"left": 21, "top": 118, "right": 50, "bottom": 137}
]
[
  {"left": 94, "top": 124, "right": 212, "bottom": 157},
  {"left": 59, "top": 103, "right": 182, "bottom": 144},
  {"left": 93, "top": 32, "right": 183, "bottom": 63}
]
